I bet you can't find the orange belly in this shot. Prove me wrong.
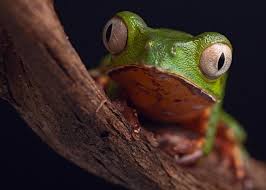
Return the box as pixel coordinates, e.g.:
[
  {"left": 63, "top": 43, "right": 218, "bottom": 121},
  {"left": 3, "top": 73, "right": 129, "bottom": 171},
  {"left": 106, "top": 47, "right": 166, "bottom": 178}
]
[{"left": 109, "top": 65, "right": 214, "bottom": 124}]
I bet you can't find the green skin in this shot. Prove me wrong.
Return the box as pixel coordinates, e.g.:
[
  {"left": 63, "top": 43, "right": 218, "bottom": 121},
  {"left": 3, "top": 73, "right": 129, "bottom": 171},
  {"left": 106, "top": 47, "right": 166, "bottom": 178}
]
[{"left": 102, "top": 11, "right": 246, "bottom": 155}]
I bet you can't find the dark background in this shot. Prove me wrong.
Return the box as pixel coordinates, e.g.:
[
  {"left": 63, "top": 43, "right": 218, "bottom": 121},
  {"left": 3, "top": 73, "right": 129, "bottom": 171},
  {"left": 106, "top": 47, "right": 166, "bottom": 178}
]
[{"left": 1, "top": 1, "right": 265, "bottom": 189}]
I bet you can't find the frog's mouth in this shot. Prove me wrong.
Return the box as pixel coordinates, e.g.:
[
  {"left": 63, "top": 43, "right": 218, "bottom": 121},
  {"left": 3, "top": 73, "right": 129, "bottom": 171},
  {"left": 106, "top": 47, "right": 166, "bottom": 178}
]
[
  {"left": 108, "top": 64, "right": 217, "bottom": 103},
  {"left": 167, "top": 73, "right": 217, "bottom": 103},
  {"left": 107, "top": 65, "right": 216, "bottom": 123}
]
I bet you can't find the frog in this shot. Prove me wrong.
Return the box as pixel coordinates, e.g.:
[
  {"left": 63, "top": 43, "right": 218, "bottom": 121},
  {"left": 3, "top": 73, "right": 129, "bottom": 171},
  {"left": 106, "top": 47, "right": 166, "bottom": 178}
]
[{"left": 97, "top": 11, "right": 250, "bottom": 185}]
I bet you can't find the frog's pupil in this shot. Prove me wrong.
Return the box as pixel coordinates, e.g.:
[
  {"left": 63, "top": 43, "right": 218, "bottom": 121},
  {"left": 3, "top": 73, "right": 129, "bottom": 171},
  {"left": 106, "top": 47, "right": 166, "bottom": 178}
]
[
  {"left": 218, "top": 53, "right": 225, "bottom": 70},
  {"left": 106, "top": 24, "right": 112, "bottom": 42}
]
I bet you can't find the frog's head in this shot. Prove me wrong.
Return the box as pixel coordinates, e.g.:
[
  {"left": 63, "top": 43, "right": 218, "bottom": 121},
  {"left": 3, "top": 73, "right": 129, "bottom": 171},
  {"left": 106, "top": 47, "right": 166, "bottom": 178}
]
[{"left": 102, "top": 11, "right": 232, "bottom": 103}]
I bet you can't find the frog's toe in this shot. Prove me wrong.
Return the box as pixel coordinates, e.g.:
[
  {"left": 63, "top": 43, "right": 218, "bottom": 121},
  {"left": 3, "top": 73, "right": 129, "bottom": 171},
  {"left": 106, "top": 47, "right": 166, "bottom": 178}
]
[
  {"left": 96, "top": 99, "right": 107, "bottom": 113},
  {"left": 236, "top": 160, "right": 254, "bottom": 190},
  {"left": 174, "top": 150, "right": 203, "bottom": 165},
  {"left": 112, "top": 99, "right": 141, "bottom": 136},
  {"left": 242, "top": 176, "right": 254, "bottom": 190}
]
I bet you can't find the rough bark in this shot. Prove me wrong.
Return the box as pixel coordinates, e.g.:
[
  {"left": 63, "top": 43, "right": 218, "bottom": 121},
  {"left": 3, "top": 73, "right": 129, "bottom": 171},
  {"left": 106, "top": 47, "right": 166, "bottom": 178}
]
[{"left": 0, "top": 0, "right": 265, "bottom": 190}]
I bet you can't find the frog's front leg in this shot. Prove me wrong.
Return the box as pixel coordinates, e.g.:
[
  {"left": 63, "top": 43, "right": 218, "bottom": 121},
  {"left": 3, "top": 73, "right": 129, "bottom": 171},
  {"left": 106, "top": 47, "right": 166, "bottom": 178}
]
[
  {"left": 96, "top": 75, "right": 142, "bottom": 135},
  {"left": 196, "top": 104, "right": 249, "bottom": 178},
  {"left": 215, "top": 111, "right": 252, "bottom": 188},
  {"left": 202, "top": 108, "right": 252, "bottom": 188}
]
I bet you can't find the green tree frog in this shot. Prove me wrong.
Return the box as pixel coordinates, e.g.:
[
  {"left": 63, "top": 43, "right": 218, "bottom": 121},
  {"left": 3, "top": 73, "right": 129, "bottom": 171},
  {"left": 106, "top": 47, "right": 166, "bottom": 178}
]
[{"left": 99, "top": 11, "right": 249, "bottom": 183}]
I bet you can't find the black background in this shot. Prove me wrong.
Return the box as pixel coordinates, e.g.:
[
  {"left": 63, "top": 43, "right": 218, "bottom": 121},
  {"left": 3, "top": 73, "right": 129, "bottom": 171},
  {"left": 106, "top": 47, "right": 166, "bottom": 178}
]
[{"left": 1, "top": 1, "right": 265, "bottom": 189}]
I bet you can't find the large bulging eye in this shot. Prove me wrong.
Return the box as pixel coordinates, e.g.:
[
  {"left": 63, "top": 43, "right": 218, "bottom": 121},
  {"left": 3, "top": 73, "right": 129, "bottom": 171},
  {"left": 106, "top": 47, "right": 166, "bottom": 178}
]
[
  {"left": 103, "top": 17, "right": 128, "bottom": 54},
  {"left": 200, "top": 43, "right": 232, "bottom": 79}
]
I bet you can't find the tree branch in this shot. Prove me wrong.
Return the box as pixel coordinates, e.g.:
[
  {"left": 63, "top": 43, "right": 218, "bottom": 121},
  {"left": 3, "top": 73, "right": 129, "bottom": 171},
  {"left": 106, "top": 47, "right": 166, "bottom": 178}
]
[{"left": 0, "top": 0, "right": 265, "bottom": 190}]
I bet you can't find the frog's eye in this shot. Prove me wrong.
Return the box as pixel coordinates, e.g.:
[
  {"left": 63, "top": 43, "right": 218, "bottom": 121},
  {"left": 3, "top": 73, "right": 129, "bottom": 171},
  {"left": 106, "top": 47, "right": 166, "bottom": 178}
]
[
  {"left": 103, "top": 17, "right": 128, "bottom": 54},
  {"left": 200, "top": 43, "right": 232, "bottom": 79}
]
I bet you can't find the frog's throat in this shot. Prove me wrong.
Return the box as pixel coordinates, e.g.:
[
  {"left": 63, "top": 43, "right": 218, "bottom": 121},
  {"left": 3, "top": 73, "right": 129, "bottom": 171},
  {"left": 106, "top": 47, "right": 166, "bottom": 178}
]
[{"left": 107, "top": 64, "right": 217, "bottom": 103}]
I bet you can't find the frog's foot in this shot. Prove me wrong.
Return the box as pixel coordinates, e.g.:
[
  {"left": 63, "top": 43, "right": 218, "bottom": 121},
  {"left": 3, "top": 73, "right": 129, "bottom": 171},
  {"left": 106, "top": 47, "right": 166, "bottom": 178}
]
[
  {"left": 112, "top": 99, "right": 141, "bottom": 135},
  {"left": 153, "top": 128, "right": 205, "bottom": 165},
  {"left": 96, "top": 99, "right": 107, "bottom": 113},
  {"left": 174, "top": 150, "right": 203, "bottom": 165}
]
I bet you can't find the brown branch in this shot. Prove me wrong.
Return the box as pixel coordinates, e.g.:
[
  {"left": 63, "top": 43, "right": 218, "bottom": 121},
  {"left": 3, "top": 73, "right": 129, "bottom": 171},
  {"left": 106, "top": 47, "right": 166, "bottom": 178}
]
[{"left": 0, "top": 0, "right": 265, "bottom": 190}]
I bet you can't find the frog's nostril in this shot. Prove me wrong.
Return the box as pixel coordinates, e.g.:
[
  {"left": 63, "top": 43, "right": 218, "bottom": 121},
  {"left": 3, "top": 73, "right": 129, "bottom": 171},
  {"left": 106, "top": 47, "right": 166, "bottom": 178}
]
[
  {"left": 171, "top": 43, "right": 178, "bottom": 56},
  {"left": 145, "top": 41, "right": 154, "bottom": 50}
]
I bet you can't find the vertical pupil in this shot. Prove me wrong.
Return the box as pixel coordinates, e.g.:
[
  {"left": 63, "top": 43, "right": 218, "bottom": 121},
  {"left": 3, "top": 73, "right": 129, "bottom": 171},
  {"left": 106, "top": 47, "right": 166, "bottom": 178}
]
[
  {"left": 218, "top": 53, "right": 225, "bottom": 70},
  {"left": 106, "top": 24, "right": 112, "bottom": 42}
]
